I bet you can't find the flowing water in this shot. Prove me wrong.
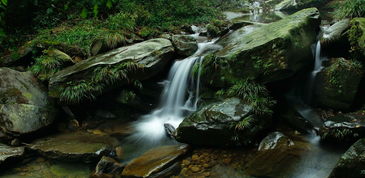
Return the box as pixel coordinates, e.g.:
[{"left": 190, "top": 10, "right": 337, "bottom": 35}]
[{"left": 125, "top": 30, "right": 221, "bottom": 148}]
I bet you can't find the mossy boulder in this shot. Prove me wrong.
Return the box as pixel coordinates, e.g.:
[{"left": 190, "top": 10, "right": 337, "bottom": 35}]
[
  {"left": 171, "top": 35, "right": 198, "bottom": 57},
  {"left": 319, "top": 110, "right": 365, "bottom": 143},
  {"left": 201, "top": 8, "right": 320, "bottom": 88},
  {"left": 314, "top": 58, "right": 363, "bottom": 110},
  {"left": 49, "top": 38, "right": 174, "bottom": 103},
  {"left": 176, "top": 98, "right": 271, "bottom": 146},
  {"left": 348, "top": 18, "right": 365, "bottom": 61},
  {"left": 0, "top": 68, "right": 56, "bottom": 136},
  {"left": 29, "top": 132, "right": 119, "bottom": 163},
  {"left": 329, "top": 138, "right": 365, "bottom": 178}
]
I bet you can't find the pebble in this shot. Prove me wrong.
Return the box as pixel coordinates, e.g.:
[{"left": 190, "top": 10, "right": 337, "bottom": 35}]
[
  {"left": 191, "top": 166, "right": 201, "bottom": 173},
  {"left": 192, "top": 154, "right": 199, "bottom": 161}
]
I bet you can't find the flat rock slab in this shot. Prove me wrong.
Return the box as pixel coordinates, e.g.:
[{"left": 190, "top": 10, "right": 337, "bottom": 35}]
[
  {"left": 29, "top": 132, "right": 119, "bottom": 163},
  {"left": 0, "top": 144, "right": 25, "bottom": 165},
  {"left": 122, "top": 144, "right": 190, "bottom": 178}
]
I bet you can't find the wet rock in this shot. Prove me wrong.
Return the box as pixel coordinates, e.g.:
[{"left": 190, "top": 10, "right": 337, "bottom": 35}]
[
  {"left": 319, "top": 110, "right": 365, "bottom": 143},
  {"left": 0, "top": 144, "right": 25, "bottom": 165},
  {"left": 171, "top": 35, "right": 198, "bottom": 57},
  {"left": 329, "top": 138, "right": 365, "bottom": 178},
  {"left": 122, "top": 144, "right": 189, "bottom": 177},
  {"left": 315, "top": 58, "right": 363, "bottom": 110},
  {"left": 258, "top": 132, "right": 294, "bottom": 151},
  {"left": 164, "top": 123, "right": 177, "bottom": 139},
  {"left": 94, "top": 156, "right": 124, "bottom": 176},
  {"left": 321, "top": 19, "right": 351, "bottom": 57},
  {"left": 202, "top": 8, "right": 320, "bottom": 87},
  {"left": 29, "top": 132, "right": 119, "bottom": 163},
  {"left": 49, "top": 38, "right": 174, "bottom": 103},
  {"left": 176, "top": 98, "right": 271, "bottom": 146},
  {"left": 0, "top": 68, "right": 56, "bottom": 136}
]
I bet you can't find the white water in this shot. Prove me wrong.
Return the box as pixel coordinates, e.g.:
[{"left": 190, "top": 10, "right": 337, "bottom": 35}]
[{"left": 127, "top": 31, "right": 221, "bottom": 146}]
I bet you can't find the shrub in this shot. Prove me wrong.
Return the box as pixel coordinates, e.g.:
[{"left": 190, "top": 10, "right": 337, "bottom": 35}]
[{"left": 335, "top": 0, "right": 365, "bottom": 19}]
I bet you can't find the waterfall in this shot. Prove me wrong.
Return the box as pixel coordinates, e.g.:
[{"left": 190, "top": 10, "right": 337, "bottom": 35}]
[
  {"left": 126, "top": 31, "right": 221, "bottom": 146},
  {"left": 307, "top": 41, "right": 325, "bottom": 103}
]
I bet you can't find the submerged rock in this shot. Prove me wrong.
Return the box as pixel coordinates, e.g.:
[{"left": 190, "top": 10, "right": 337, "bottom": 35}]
[
  {"left": 0, "top": 144, "right": 25, "bottom": 165},
  {"left": 122, "top": 144, "right": 189, "bottom": 178},
  {"left": 164, "top": 123, "right": 177, "bottom": 139},
  {"left": 29, "top": 132, "right": 119, "bottom": 163},
  {"left": 329, "top": 138, "right": 365, "bottom": 178},
  {"left": 49, "top": 38, "right": 174, "bottom": 103},
  {"left": 171, "top": 35, "right": 198, "bottom": 57},
  {"left": 201, "top": 8, "right": 320, "bottom": 87},
  {"left": 258, "top": 132, "right": 294, "bottom": 151},
  {"left": 315, "top": 58, "right": 363, "bottom": 110},
  {"left": 94, "top": 156, "right": 124, "bottom": 176},
  {"left": 319, "top": 110, "right": 365, "bottom": 143},
  {"left": 0, "top": 68, "right": 56, "bottom": 136},
  {"left": 176, "top": 98, "right": 270, "bottom": 146}
]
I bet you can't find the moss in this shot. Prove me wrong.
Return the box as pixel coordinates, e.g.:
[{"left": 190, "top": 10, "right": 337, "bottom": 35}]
[{"left": 349, "top": 18, "right": 365, "bottom": 61}]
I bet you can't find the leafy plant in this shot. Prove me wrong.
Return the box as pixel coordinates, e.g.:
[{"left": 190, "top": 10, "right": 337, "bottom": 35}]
[{"left": 335, "top": 0, "right": 365, "bottom": 19}]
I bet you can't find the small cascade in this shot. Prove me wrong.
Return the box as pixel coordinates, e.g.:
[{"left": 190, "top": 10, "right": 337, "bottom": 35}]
[
  {"left": 251, "top": 1, "right": 262, "bottom": 22},
  {"left": 307, "top": 40, "right": 326, "bottom": 104},
  {"left": 126, "top": 29, "right": 221, "bottom": 146}
]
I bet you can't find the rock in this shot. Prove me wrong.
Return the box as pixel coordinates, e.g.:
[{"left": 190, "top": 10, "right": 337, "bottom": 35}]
[
  {"left": 176, "top": 98, "right": 271, "bottom": 146},
  {"left": 171, "top": 35, "right": 198, "bottom": 57},
  {"left": 164, "top": 123, "right": 177, "bottom": 139},
  {"left": 0, "top": 68, "right": 56, "bottom": 136},
  {"left": 275, "top": 0, "right": 325, "bottom": 11},
  {"left": 202, "top": 8, "right": 320, "bottom": 87},
  {"left": 348, "top": 18, "right": 365, "bottom": 61},
  {"left": 49, "top": 38, "right": 174, "bottom": 103},
  {"left": 319, "top": 110, "right": 365, "bottom": 143},
  {"left": 315, "top": 58, "right": 363, "bottom": 110},
  {"left": 0, "top": 45, "right": 34, "bottom": 67},
  {"left": 44, "top": 49, "right": 74, "bottom": 63},
  {"left": 29, "top": 132, "right": 119, "bottom": 163},
  {"left": 122, "top": 144, "right": 189, "bottom": 178},
  {"left": 0, "top": 144, "right": 24, "bottom": 165},
  {"left": 321, "top": 19, "right": 351, "bottom": 57},
  {"left": 258, "top": 132, "right": 294, "bottom": 151},
  {"left": 329, "top": 138, "right": 365, "bottom": 178},
  {"left": 95, "top": 156, "right": 124, "bottom": 176}
]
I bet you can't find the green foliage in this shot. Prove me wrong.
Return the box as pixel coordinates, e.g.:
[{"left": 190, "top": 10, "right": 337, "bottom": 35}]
[
  {"left": 235, "top": 115, "right": 255, "bottom": 130},
  {"left": 59, "top": 61, "right": 143, "bottom": 103},
  {"left": 218, "top": 79, "right": 276, "bottom": 116},
  {"left": 30, "top": 49, "right": 72, "bottom": 81},
  {"left": 0, "top": 0, "right": 7, "bottom": 43},
  {"left": 335, "top": 0, "right": 365, "bottom": 19}
]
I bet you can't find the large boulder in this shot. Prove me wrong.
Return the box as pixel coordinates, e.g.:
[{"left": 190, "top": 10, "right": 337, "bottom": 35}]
[
  {"left": 348, "top": 18, "right": 365, "bottom": 61},
  {"left": 0, "top": 68, "right": 56, "bottom": 136},
  {"left": 49, "top": 38, "right": 174, "bottom": 103},
  {"left": 329, "top": 138, "right": 365, "bottom": 178},
  {"left": 201, "top": 8, "right": 320, "bottom": 87},
  {"left": 314, "top": 58, "right": 363, "bottom": 110},
  {"left": 320, "top": 110, "right": 365, "bottom": 143},
  {"left": 321, "top": 19, "right": 351, "bottom": 57},
  {"left": 176, "top": 98, "right": 271, "bottom": 146},
  {"left": 29, "top": 132, "right": 119, "bottom": 163}
]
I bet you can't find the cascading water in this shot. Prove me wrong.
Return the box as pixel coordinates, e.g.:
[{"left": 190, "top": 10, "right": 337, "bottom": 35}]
[{"left": 126, "top": 30, "right": 221, "bottom": 146}]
